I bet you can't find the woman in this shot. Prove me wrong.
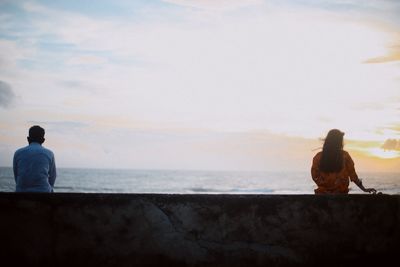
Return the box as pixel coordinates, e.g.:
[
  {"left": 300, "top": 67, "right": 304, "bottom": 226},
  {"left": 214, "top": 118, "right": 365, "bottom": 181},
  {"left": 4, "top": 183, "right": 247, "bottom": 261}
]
[{"left": 311, "top": 129, "right": 377, "bottom": 194}]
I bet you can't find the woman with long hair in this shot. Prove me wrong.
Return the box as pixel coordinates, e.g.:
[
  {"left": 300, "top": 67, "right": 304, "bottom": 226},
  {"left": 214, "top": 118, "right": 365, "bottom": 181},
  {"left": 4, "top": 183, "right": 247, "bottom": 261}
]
[{"left": 311, "top": 129, "right": 377, "bottom": 194}]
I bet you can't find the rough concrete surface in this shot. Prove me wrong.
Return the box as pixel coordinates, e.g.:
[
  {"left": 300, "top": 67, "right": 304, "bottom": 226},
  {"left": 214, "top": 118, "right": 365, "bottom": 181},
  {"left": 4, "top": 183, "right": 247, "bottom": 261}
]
[{"left": 0, "top": 193, "right": 399, "bottom": 266}]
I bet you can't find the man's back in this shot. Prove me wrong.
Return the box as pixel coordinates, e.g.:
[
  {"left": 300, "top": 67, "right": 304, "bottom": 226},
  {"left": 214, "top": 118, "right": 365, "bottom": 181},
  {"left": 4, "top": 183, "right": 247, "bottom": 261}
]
[{"left": 13, "top": 143, "right": 56, "bottom": 192}]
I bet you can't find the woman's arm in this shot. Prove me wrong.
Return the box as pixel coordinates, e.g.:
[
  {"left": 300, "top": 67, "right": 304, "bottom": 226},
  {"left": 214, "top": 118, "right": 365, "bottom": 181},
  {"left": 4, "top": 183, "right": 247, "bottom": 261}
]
[
  {"left": 345, "top": 151, "right": 377, "bottom": 194},
  {"left": 353, "top": 179, "right": 377, "bottom": 194},
  {"left": 311, "top": 154, "right": 323, "bottom": 185}
]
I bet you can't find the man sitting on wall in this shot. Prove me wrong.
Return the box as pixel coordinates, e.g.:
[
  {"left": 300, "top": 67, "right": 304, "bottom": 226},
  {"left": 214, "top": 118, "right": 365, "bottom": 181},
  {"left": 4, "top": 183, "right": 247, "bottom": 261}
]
[{"left": 13, "top": 125, "right": 57, "bottom": 192}]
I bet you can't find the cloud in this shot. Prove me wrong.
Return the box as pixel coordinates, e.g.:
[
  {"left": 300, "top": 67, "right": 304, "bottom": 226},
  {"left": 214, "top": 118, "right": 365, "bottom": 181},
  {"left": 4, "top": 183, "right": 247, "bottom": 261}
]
[
  {"left": 0, "top": 0, "right": 396, "bottom": 139},
  {"left": 59, "top": 80, "right": 82, "bottom": 88},
  {"left": 27, "top": 120, "right": 89, "bottom": 134},
  {"left": 162, "top": 0, "right": 263, "bottom": 10},
  {"left": 364, "top": 45, "right": 400, "bottom": 63},
  {"left": 66, "top": 55, "right": 108, "bottom": 66},
  {"left": 291, "top": 0, "right": 400, "bottom": 13},
  {"left": 363, "top": 25, "right": 400, "bottom": 63},
  {"left": 0, "top": 80, "right": 15, "bottom": 108},
  {"left": 381, "top": 139, "right": 400, "bottom": 151}
]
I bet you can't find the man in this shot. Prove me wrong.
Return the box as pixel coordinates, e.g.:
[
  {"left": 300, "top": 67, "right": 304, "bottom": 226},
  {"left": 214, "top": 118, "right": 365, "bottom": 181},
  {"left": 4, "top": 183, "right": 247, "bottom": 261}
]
[{"left": 13, "top": 125, "right": 57, "bottom": 192}]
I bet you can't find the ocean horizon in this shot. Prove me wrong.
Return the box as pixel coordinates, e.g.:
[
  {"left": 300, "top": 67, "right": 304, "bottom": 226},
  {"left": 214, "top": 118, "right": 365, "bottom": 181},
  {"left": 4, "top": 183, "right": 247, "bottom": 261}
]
[{"left": 1, "top": 167, "right": 399, "bottom": 194}]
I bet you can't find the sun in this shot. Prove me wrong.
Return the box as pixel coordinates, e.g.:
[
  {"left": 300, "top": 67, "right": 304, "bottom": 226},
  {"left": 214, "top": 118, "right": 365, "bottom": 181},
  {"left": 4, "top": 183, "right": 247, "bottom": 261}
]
[{"left": 365, "top": 148, "right": 400, "bottom": 159}]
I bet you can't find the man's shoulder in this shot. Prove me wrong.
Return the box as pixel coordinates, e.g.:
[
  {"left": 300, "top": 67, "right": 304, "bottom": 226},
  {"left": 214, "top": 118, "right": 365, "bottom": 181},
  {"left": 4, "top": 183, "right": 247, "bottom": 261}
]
[
  {"left": 14, "top": 145, "right": 29, "bottom": 156},
  {"left": 41, "top": 146, "right": 55, "bottom": 157},
  {"left": 14, "top": 144, "right": 54, "bottom": 157}
]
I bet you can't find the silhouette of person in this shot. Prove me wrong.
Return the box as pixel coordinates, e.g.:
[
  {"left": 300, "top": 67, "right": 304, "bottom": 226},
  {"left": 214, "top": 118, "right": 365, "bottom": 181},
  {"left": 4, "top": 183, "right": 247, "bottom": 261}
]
[
  {"left": 311, "top": 129, "right": 376, "bottom": 194},
  {"left": 13, "top": 125, "right": 57, "bottom": 192}
]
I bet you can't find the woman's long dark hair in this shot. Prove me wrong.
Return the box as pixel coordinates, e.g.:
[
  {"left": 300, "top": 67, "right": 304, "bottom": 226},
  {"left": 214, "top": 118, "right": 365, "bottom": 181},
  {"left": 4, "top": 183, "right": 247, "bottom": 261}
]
[{"left": 319, "top": 129, "right": 344, "bottom": 173}]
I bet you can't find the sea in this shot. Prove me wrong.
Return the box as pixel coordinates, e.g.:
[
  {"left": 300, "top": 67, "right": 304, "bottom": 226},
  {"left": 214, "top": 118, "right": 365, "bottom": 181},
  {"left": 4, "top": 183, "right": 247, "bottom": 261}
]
[{"left": 0, "top": 167, "right": 399, "bottom": 194}]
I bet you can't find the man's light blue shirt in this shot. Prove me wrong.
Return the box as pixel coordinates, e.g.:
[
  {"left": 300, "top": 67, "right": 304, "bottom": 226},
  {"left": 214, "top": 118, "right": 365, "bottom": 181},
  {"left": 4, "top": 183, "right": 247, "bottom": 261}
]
[{"left": 13, "top": 142, "right": 57, "bottom": 192}]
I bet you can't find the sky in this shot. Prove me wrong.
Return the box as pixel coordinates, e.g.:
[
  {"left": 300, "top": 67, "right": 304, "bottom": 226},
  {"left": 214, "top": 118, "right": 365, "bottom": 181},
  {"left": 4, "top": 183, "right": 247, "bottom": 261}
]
[{"left": 0, "top": 0, "right": 399, "bottom": 172}]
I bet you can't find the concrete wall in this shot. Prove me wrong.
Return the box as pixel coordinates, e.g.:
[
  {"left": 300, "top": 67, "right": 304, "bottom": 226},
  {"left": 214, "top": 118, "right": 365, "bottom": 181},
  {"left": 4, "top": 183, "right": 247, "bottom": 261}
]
[{"left": 0, "top": 193, "right": 399, "bottom": 266}]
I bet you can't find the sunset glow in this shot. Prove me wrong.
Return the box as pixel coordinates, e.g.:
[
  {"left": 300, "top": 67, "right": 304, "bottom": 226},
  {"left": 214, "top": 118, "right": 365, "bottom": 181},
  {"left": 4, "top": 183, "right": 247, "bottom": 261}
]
[
  {"left": 0, "top": 1, "right": 399, "bottom": 172},
  {"left": 365, "top": 148, "right": 400, "bottom": 160}
]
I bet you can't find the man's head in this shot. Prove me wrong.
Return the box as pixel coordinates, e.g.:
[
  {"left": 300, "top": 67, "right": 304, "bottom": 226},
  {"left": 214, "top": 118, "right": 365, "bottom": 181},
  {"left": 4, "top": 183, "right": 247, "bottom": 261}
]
[{"left": 27, "top": 125, "right": 45, "bottom": 144}]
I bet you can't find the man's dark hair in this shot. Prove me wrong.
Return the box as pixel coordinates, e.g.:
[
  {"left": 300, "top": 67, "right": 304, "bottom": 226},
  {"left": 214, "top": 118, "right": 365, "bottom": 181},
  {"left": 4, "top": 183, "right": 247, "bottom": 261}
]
[{"left": 28, "top": 125, "right": 45, "bottom": 144}]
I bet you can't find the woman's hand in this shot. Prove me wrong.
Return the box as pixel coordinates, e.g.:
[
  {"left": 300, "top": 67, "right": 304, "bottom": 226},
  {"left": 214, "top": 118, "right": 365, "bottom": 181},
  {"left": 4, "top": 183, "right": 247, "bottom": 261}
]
[
  {"left": 354, "top": 179, "right": 379, "bottom": 194},
  {"left": 363, "top": 188, "right": 377, "bottom": 194}
]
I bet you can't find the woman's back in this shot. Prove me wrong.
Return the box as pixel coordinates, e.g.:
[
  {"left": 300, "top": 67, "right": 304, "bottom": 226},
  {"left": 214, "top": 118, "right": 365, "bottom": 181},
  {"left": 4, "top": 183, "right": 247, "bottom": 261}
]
[{"left": 311, "top": 150, "right": 359, "bottom": 194}]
